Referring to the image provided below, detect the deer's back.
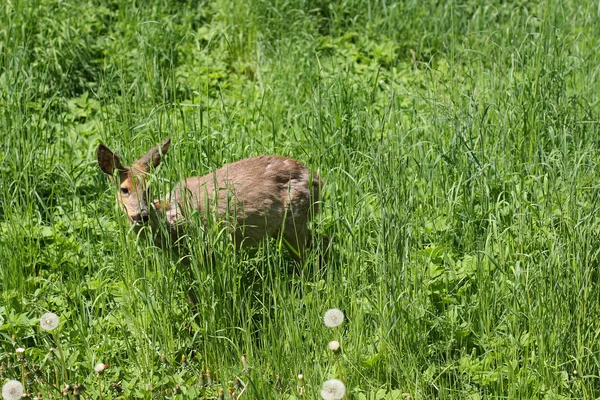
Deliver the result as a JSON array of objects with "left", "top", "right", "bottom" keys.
[{"left": 165, "top": 156, "right": 319, "bottom": 241}]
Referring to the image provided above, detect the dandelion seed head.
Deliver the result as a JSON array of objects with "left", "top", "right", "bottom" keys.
[
  {"left": 94, "top": 363, "right": 106, "bottom": 373},
  {"left": 323, "top": 308, "right": 344, "bottom": 328},
  {"left": 328, "top": 340, "right": 341, "bottom": 353},
  {"left": 40, "top": 312, "right": 59, "bottom": 331},
  {"left": 15, "top": 348, "right": 25, "bottom": 355},
  {"left": 2, "top": 380, "right": 24, "bottom": 400},
  {"left": 320, "top": 379, "right": 346, "bottom": 400}
]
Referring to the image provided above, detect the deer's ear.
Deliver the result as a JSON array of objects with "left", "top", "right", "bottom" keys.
[
  {"left": 136, "top": 137, "right": 171, "bottom": 170},
  {"left": 97, "top": 144, "right": 126, "bottom": 175}
]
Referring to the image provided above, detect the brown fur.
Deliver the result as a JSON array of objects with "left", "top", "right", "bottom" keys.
[{"left": 97, "top": 138, "right": 323, "bottom": 264}]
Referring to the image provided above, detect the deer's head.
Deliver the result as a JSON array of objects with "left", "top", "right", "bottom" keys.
[{"left": 97, "top": 138, "right": 171, "bottom": 225}]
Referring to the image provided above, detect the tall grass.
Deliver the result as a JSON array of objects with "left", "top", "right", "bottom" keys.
[{"left": 2, "top": 0, "right": 600, "bottom": 398}]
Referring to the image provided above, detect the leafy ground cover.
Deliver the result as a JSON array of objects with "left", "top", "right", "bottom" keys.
[{"left": 2, "top": 0, "right": 600, "bottom": 398}]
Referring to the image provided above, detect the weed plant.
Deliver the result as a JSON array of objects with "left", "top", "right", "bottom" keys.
[{"left": 2, "top": 0, "right": 600, "bottom": 398}]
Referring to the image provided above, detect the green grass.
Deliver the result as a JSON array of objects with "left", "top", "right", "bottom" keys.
[{"left": 2, "top": 0, "right": 600, "bottom": 398}]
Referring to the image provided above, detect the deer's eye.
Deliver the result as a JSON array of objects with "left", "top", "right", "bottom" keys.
[{"left": 120, "top": 187, "right": 129, "bottom": 195}]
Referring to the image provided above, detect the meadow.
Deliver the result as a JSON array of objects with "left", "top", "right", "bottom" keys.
[{"left": 2, "top": 0, "right": 600, "bottom": 398}]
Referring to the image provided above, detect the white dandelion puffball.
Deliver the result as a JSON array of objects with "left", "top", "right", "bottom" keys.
[
  {"left": 328, "top": 340, "right": 341, "bottom": 352},
  {"left": 94, "top": 363, "right": 106, "bottom": 373},
  {"left": 323, "top": 308, "right": 344, "bottom": 328},
  {"left": 2, "top": 380, "right": 24, "bottom": 400},
  {"left": 40, "top": 312, "right": 60, "bottom": 331},
  {"left": 320, "top": 379, "right": 346, "bottom": 400}
]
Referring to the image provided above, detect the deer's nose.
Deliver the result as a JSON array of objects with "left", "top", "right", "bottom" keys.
[{"left": 133, "top": 212, "right": 149, "bottom": 224}]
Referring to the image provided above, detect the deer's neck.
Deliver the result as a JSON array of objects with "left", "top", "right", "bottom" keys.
[
  {"left": 151, "top": 199, "right": 182, "bottom": 231},
  {"left": 153, "top": 199, "right": 169, "bottom": 215}
]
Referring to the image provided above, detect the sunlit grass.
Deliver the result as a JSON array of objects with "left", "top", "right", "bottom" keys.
[{"left": 2, "top": 0, "right": 600, "bottom": 398}]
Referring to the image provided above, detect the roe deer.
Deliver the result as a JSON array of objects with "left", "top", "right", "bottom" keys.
[{"left": 97, "top": 137, "right": 325, "bottom": 264}]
